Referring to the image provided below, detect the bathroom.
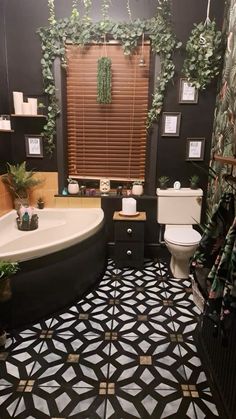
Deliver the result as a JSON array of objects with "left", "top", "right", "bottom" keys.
[{"left": 0, "top": 0, "right": 236, "bottom": 418}]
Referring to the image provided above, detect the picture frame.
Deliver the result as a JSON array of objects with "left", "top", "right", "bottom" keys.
[
  {"left": 179, "top": 78, "right": 198, "bottom": 104},
  {"left": 161, "top": 112, "right": 181, "bottom": 137},
  {"left": 186, "top": 138, "right": 205, "bottom": 161},
  {"left": 25, "top": 135, "right": 43, "bottom": 158}
]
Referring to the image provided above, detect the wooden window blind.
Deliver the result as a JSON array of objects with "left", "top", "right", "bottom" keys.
[{"left": 66, "top": 42, "right": 150, "bottom": 181}]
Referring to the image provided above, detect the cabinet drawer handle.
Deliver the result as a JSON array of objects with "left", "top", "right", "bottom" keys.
[
  {"left": 127, "top": 228, "right": 132, "bottom": 234},
  {"left": 127, "top": 250, "right": 132, "bottom": 256}
]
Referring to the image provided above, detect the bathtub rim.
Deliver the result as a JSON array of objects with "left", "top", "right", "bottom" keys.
[{"left": 0, "top": 207, "right": 104, "bottom": 262}]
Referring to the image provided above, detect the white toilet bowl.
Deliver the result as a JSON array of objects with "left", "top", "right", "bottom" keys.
[{"left": 164, "top": 226, "right": 201, "bottom": 279}]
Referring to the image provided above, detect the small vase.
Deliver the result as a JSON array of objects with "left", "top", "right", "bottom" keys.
[
  {"left": 132, "top": 184, "right": 143, "bottom": 196},
  {"left": 68, "top": 182, "right": 79, "bottom": 194}
]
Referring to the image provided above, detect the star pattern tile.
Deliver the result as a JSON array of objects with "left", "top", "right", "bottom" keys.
[{"left": 0, "top": 258, "right": 220, "bottom": 418}]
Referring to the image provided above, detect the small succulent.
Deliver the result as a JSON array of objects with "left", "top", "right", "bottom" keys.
[
  {"left": 158, "top": 176, "right": 170, "bottom": 188},
  {"left": 189, "top": 175, "right": 199, "bottom": 188}
]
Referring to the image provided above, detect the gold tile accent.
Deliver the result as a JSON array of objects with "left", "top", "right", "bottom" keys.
[
  {"left": 109, "top": 299, "right": 120, "bottom": 305},
  {"left": 17, "top": 379, "right": 35, "bottom": 392},
  {"left": 139, "top": 355, "right": 152, "bottom": 365},
  {"left": 136, "top": 287, "right": 144, "bottom": 292},
  {"left": 79, "top": 313, "right": 89, "bottom": 320},
  {"left": 40, "top": 330, "right": 53, "bottom": 339},
  {"left": 105, "top": 332, "right": 117, "bottom": 341},
  {"left": 67, "top": 354, "right": 80, "bottom": 363},
  {"left": 137, "top": 315, "right": 148, "bottom": 321},
  {"left": 99, "top": 382, "right": 115, "bottom": 395},
  {"left": 181, "top": 384, "right": 199, "bottom": 398},
  {"left": 163, "top": 300, "right": 173, "bottom": 306}
]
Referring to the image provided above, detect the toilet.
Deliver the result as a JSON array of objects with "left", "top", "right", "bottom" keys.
[{"left": 156, "top": 188, "right": 203, "bottom": 279}]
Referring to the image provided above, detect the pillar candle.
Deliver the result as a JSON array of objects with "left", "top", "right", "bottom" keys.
[{"left": 122, "top": 197, "right": 137, "bottom": 215}]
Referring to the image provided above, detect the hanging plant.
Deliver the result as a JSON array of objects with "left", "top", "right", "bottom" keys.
[
  {"left": 182, "top": 20, "right": 222, "bottom": 90},
  {"left": 38, "top": 0, "right": 180, "bottom": 153},
  {"left": 97, "top": 57, "right": 112, "bottom": 104}
]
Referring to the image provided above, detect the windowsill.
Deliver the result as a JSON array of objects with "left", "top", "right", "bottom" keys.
[{"left": 55, "top": 193, "right": 156, "bottom": 199}]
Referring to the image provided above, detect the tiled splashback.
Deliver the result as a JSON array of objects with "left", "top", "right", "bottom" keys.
[{"left": 0, "top": 172, "right": 101, "bottom": 216}]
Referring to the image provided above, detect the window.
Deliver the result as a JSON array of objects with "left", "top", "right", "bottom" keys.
[{"left": 66, "top": 42, "right": 150, "bottom": 181}]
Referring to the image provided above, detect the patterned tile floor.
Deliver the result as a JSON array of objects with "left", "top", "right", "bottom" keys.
[{"left": 0, "top": 257, "right": 220, "bottom": 419}]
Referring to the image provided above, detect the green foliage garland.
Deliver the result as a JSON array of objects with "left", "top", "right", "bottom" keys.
[
  {"left": 182, "top": 20, "right": 222, "bottom": 90},
  {"left": 97, "top": 57, "right": 112, "bottom": 104},
  {"left": 38, "top": 0, "right": 181, "bottom": 154}
]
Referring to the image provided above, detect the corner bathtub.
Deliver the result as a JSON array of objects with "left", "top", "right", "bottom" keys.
[{"left": 0, "top": 208, "right": 107, "bottom": 329}]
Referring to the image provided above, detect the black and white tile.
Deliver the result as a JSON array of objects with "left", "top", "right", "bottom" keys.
[{"left": 0, "top": 258, "right": 220, "bottom": 418}]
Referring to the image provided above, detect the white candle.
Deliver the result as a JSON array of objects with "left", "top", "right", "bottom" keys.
[
  {"left": 122, "top": 197, "right": 137, "bottom": 215},
  {"left": 28, "top": 98, "right": 38, "bottom": 115},
  {"left": 13, "top": 91, "right": 23, "bottom": 114},
  {"left": 22, "top": 102, "right": 31, "bottom": 115}
]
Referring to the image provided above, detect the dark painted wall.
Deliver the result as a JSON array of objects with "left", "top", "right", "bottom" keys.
[
  {"left": 0, "top": 0, "right": 12, "bottom": 172},
  {"left": 0, "top": 0, "right": 225, "bottom": 187}
]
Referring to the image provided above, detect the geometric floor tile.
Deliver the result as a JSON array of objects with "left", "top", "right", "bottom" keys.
[{"left": 0, "top": 258, "right": 220, "bottom": 418}]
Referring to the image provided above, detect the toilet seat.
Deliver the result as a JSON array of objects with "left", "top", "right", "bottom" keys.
[{"left": 164, "top": 227, "right": 201, "bottom": 246}]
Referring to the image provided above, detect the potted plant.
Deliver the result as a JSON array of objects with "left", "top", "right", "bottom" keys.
[
  {"left": 1, "top": 161, "right": 42, "bottom": 209},
  {"left": 132, "top": 181, "right": 144, "bottom": 196},
  {"left": 67, "top": 178, "right": 79, "bottom": 194},
  {"left": 0, "top": 261, "right": 19, "bottom": 347},
  {"left": 37, "top": 196, "right": 45, "bottom": 209},
  {"left": 189, "top": 175, "right": 200, "bottom": 189},
  {"left": 158, "top": 176, "right": 170, "bottom": 190}
]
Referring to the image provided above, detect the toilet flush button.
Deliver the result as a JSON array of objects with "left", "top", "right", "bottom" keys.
[{"left": 173, "top": 181, "right": 181, "bottom": 190}]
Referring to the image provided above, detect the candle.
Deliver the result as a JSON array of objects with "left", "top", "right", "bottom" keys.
[
  {"left": 13, "top": 91, "right": 23, "bottom": 114},
  {"left": 122, "top": 197, "right": 137, "bottom": 215}
]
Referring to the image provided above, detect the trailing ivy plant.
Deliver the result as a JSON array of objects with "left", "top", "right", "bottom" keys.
[
  {"left": 38, "top": 0, "right": 180, "bottom": 154},
  {"left": 182, "top": 20, "right": 222, "bottom": 90},
  {"left": 146, "top": 0, "right": 181, "bottom": 129},
  {"left": 97, "top": 57, "right": 112, "bottom": 104}
]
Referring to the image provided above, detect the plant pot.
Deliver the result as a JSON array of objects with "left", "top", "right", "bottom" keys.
[
  {"left": 38, "top": 202, "right": 45, "bottom": 209},
  {"left": 68, "top": 183, "right": 79, "bottom": 194},
  {"left": 132, "top": 184, "right": 143, "bottom": 196},
  {"left": 0, "top": 277, "right": 12, "bottom": 303},
  {"left": 0, "top": 330, "right": 7, "bottom": 347}
]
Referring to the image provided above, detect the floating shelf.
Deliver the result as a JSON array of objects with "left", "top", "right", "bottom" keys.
[
  {"left": 11, "top": 114, "right": 46, "bottom": 118},
  {"left": 0, "top": 129, "right": 14, "bottom": 132},
  {"left": 214, "top": 154, "right": 236, "bottom": 166}
]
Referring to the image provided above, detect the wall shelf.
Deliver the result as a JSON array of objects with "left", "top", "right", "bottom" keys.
[
  {"left": 214, "top": 154, "right": 236, "bottom": 166},
  {"left": 0, "top": 129, "right": 14, "bottom": 132},
  {"left": 11, "top": 114, "right": 46, "bottom": 118}
]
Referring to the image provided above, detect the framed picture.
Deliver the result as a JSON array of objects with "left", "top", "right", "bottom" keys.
[
  {"left": 25, "top": 135, "right": 43, "bottom": 158},
  {"left": 161, "top": 112, "right": 181, "bottom": 137},
  {"left": 186, "top": 138, "right": 205, "bottom": 161},
  {"left": 179, "top": 78, "right": 198, "bottom": 104}
]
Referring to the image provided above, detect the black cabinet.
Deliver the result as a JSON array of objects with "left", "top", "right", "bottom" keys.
[{"left": 113, "top": 211, "right": 146, "bottom": 268}]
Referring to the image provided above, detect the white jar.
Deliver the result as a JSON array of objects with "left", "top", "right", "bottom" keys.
[
  {"left": 132, "top": 184, "right": 143, "bottom": 196},
  {"left": 68, "top": 182, "right": 79, "bottom": 194}
]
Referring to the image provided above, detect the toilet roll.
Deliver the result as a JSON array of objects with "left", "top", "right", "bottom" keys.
[{"left": 122, "top": 197, "right": 137, "bottom": 215}]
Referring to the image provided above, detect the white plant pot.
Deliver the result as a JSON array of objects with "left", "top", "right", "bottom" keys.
[
  {"left": 68, "top": 183, "right": 79, "bottom": 194},
  {"left": 132, "top": 184, "right": 143, "bottom": 196}
]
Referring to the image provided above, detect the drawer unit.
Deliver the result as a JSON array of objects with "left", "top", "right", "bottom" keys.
[{"left": 113, "top": 211, "right": 146, "bottom": 268}]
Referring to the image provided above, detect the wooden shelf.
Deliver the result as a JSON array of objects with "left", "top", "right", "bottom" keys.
[
  {"left": 11, "top": 114, "right": 46, "bottom": 118},
  {"left": 214, "top": 154, "right": 236, "bottom": 166},
  {"left": 0, "top": 129, "right": 14, "bottom": 132}
]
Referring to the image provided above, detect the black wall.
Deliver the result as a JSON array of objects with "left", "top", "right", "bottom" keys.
[
  {"left": 0, "top": 0, "right": 225, "bottom": 189},
  {"left": 0, "top": 0, "right": 12, "bottom": 172}
]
